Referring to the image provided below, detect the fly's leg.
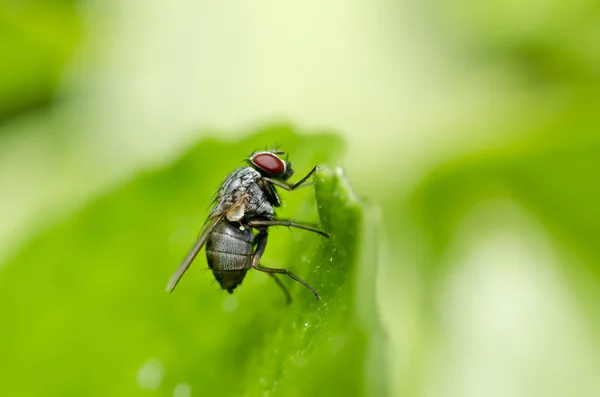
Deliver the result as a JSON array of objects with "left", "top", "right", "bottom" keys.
[
  {"left": 252, "top": 230, "right": 292, "bottom": 304},
  {"left": 296, "top": 181, "right": 313, "bottom": 189},
  {"left": 248, "top": 219, "right": 329, "bottom": 238},
  {"left": 254, "top": 264, "right": 320, "bottom": 301},
  {"left": 252, "top": 230, "right": 320, "bottom": 301},
  {"left": 262, "top": 166, "right": 318, "bottom": 191}
]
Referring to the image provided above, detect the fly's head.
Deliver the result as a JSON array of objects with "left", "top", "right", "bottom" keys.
[{"left": 248, "top": 150, "right": 294, "bottom": 181}]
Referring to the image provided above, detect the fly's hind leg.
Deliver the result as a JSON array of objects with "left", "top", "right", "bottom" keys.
[
  {"left": 251, "top": 229, "right": 320, "bottom": 301},
  {"left": 252, "top": 229, "right": 292, "bottom": 303}
]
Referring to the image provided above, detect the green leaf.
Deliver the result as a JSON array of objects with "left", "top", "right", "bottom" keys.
[
  {"left": 0, "top": 126, "right": 383, "bottom": 396},
  {"left": 410, "top": 110, "right": 600, "bottom": 324},
  {"left": 412, "top": 128, "right": 600, "bottom": 270},
  {"left": 0, "top": 2, "right": 82, "bottom": 122}
]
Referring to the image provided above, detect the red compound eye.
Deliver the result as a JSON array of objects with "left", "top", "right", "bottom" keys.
[{"left": 251, "top": 152, "right": 286, "bottom": 174}]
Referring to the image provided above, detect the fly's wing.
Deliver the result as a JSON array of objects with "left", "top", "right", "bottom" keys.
[{"left": 165, "top": 212, "right": 226, "bottom": 292}]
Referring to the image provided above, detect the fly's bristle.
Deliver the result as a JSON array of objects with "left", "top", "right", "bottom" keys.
[{"left": 247, "top": 147, "right": 261, "bottom": 161}]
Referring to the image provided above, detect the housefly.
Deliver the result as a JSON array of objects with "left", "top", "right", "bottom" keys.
[{"left": 166, "top": 150, "right": 329, "bottom": 302}]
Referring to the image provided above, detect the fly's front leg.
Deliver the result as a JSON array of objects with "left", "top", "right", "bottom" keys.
[
  {"left": 248, "top": 219, "right": 329, "bottom": 238},
  {"left": 251, "top": 229, "right": 320, "bottom": 301},
  {"left": 252, "top": 230, "right": 292, "bottom": 304},
  {"left": 262, "top": 166, "right": 318, "bottom": 191}
]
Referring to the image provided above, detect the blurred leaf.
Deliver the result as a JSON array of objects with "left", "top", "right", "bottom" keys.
[
  {"left": 0, "top": 1, "right": 81, "bottom": 123},
  {"left": 400, "top": 110, "right": 600, "bottom": 397},
  {"left": 0, "top": 127, "right": 383, "bottom": 396},
  {"left": 411, "top": 107, "right": 600, "bottom": 282},
  {"left": 432, "top": 0, "right": 600, "bottom": 87}
]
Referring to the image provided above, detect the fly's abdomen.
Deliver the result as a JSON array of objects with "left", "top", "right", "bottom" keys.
[{"left": 206, "top": 221, "right": 253, "bottom": 293}]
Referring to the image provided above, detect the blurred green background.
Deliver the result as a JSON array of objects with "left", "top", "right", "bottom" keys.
[{"left": 1, "top": 1, "right": 599, "bottom": 396}]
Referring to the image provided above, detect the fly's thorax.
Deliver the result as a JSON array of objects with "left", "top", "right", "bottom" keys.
[
  {"left": 211, "top": 166, "right": 276, "bottom": 220},
  {"left": 219, "top": 166, "right": 261, "bottom": 198}
]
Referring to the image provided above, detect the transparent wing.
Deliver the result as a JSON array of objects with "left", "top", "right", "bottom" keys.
[{"left": 166, "top": 212, "right": 226, "bottom": 292}]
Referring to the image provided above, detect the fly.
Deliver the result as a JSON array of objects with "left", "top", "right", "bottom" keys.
[{"left": 166, "top": 150, "right": 329, "bottom": 302}]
